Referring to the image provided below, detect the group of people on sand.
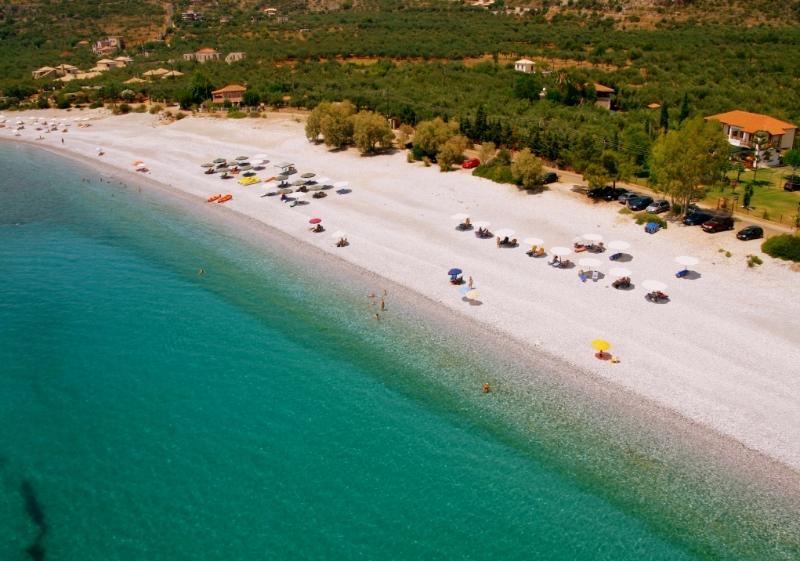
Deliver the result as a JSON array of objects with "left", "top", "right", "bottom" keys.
[{"left": 368, "top": 289, "right": 387, "bottom": 320}]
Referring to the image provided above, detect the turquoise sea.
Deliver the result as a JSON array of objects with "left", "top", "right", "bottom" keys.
[{"left": 0, "top": 142, "right": 798, "bottom": 561}]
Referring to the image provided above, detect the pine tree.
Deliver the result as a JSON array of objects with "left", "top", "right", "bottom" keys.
[
  {"left": 679, "top": 93, "right": 690, "bottom": 123},
  {"left": 659, "top": 102, "right": 670, "bottom": 132}
]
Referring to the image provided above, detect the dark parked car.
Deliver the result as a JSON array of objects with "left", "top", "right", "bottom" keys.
[
  {"left": 701, "top": 215, "right": 735, "bottom": 233},
  {"left": 628, "top": 196, "right": 654, "bottom": 211},
  {"left": 784, "top": 177, "right": 800, "bottom": 192},
  {"left": 618, "top": 191, "right": 640, "bottom": 205},
  {"left": 462, "top": 158, "right": 480, "bottom": 169},
  {"left": 646, "top": 199, "right": 670, "bottom": 214},
  {"left": 542, "top": 172, "right": 559, "bottom": 184},
  {"left": 736, "top": 225, "right": 764, "bottom": 240},
  {"left": 588, "top": 186, "right": 627, "bottom": 201},
  {"left": 683, "top": 211, "right": 713, "bottom": 226}
]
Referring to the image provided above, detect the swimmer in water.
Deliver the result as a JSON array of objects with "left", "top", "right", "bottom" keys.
[
  {"left": 482, "top": 383, "right": 491, "bottom": 393},
  {"left": 198, "top": 268, "right": 205, "bottom": 275}
]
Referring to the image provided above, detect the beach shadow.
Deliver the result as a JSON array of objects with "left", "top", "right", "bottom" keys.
[
  {"left": 611, "top": 253, "right": 633, "bottom": 262},
  {"left": 682, "top": 271, "right": 702, "bottom": 280},
  {"left": 592, "top": 272, "right": 606, "bottom": 281},
  {"left": 336, "top": 188, "right": 351, "bottom": 195},
  {"left": 462, "top": 297, "right": 483, "bottom": 306},
  {"left": 614, "top": 283, "right": 636, "bottom": 291}
]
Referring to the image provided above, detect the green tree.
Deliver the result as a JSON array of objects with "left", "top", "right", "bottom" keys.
[
  {"left": 305, "top": 101, "right": 330, "bottom": 142},
  {"left": 511, "top": 148, "right": 544, "bottom": 189},
  {"left": 649, "top": 117, "right": 729, "bottom": 215},
  {"left": 352, "top": 111, "right": 394, "bottom": 154},
  {"left": 189, "top": 72, "right": 214, "bottom": 104},
  {"left": 784, "top": 148, "right": 800, "bottom": 179},
  {"left": 242, "top": 90, "right": 260, "bottom": 107},
  {"left": 318, "top": 100, "right": 356, "bottom": 149},
  {"left": 513, "top": 73, "right": 542, "bottom": 102},
  {"left": 414, "top": 117, "right": 458, "bottom": 159},
  {"left": 479, "top": 141, "right": 496, "bottom": 163},
  {"left": 583, "top": 162, "right": 611, "bottom": 189},
  {"left": 659, "top": 102, "right": 670, "bottom": 132},
  {"left": 678, "top": 93, "right": 690, "bottom": 123},
  {"left": 437, "top": 135, "right": 468, "bottom": 171}
]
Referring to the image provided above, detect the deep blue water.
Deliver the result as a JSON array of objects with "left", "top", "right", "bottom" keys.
[{"left": 0, "top": 142, "right": 796, "bottom": 561}]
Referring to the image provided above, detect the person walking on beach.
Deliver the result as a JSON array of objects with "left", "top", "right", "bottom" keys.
[
  {"left": 380, "top": 297, "right": 385, "bottom": 311},
  {"left": 468, "top": 276, "right": 474, "bottom": 289},
  {"left": 61, "top": 138, "right": 64, "bottom": 144}
]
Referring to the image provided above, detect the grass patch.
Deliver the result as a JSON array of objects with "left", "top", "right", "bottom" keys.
[
  {"left": 762, "top": 234, "right": 800, "bottom": 262},
  {"left": 746, "top": 254, "right": 763, "bottom": 267},
  {"left": 703, "top": 165, "right": 800, "bottom": 222}
]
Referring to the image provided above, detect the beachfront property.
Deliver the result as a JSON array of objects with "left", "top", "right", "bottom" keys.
[
  {"left": 212, "top": 84, "right": 247, "bottom": 105},
  {"left": 32, "top": 66, "right": 57, "bottom": 80},
  {"left": 92, "top": 36, "right": 124, "bottom": 56},
  {"left": 91, "top": 58, "right": 126, "bottom": 72},
  {"left": 514, "top": 58, "right": 536, "bottom": 74},
  {"left": 32, "top": 64, "right": 79, "bottom": 79},
  {"left": 225, "top": 52, "right": 247, "bottom": 64},
  {"left": 142, "top": 68, "right": 171, "bottom": 77},
  {"left": 706, "top": 110, "right": 797, "bottom": 167},
  {"left": 183, "top": 47, "right": 222, "bottom": 63},
  {"left": 594, "top": 83, "right": 614, "bottom": 110}
]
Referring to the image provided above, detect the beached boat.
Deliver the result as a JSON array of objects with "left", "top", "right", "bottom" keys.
[
  {"left": 217, "top": 194, "right": 233, "bottom": 203},
  {"left": 207, "top": 194, "right": 222, "bottom": 202}
]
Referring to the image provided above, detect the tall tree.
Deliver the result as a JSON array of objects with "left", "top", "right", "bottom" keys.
[
  {"left": 678, "top": 93, "right": 690, "bottom": 123},
  {"left": 649, "top": 117, "right": 729, "bottom": 215},
  {"left": 352, "top": 111, "right": 394, "bottom": 154},
  {"left": 659, "top": 102, "right": 670, "bottom": 132},
  {"left": 783, "top": 148, "right": 800, "bottom": 179}
]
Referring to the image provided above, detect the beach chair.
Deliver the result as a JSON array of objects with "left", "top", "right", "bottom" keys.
[
  {"left": 676, "top": 269, "right": 689, "bottom": 278},
  {"left": 591, "top": 270, "right": 599, "bottom": 282},
  {"left": 578, "top": 270, "right": 588, "bottom": 282},
  {"left": 609, "top": 252, "right": 622, "bottom": 261}
]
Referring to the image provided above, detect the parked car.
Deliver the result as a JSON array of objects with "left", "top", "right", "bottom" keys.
[
  {"left": 683, "top": 211, "right": 714, "bottom": 226},
  {"left": 618, "top": 191, "right": 640, "bottom": 205},
  {"left": 628, "top": 196, "right": 654, "bottom": 211},
  {"left": 736, "top": 225, "right": 764, "bottom": 240},
  {"left": 645, "top": 199, "right": 670, "bottom": 214},
  {"left": 462, "top": 158, "right": 480, "bottom": 169},
  {"left": 701, "top": 215, "right": 735, "bottom": 233},
  {"left": 588, "top": 186, "right": 612, "bottom": 199},
  {"left": 784, "top": 177, "right": 800, "bottom": 192},
  {"left": 542, "top": 172, "right": 559, "bottom": 184}
]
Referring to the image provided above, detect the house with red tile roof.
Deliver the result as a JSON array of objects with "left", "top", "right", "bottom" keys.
[{"left": 706, "top": 110, "right": 796, "bottom": 166}]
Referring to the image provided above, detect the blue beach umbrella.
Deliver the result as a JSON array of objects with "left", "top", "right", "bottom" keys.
[{"left": 448, "top": 268, "right": 463, "bottom": 277}]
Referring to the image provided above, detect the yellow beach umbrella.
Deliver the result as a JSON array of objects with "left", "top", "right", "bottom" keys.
[{"left": 591, "top": 339, "right": 611, "bottom": 352}]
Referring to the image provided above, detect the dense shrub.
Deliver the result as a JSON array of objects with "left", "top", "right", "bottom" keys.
[
  {"left": 473, "top": 159, "right": 513, "bottom": 184},
  {"left": 227, "top": 110, "right": 247, "bottom": 119},
  {"left": 761, "top": 234, "right": 800, "bottom": 262},
  {"left": 634, "top": 212, "right": 668, "bottom": 229}
]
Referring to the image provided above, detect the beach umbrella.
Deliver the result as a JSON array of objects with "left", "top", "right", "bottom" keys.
[
  {"left": 301, "top": 172, "right": 315, "bottom": 178},
  {"left": 609, "top": 267, "right": 632, "bottom": 278},
  {"left": 307, "top": 183, "right": 324, "bottom": 191},
  {"left": 448, "top": 268, "right": 463, "bottom": 277},
  {"left": 292, "top": 179, "right": 307, "bottom": 186},
  {"left": 251, "top": 154, "right": 268, "bottom": 162},
  {"left": 239, "top": 164, "right": 252, "bottom": 171},
  {"left": 308, "top": 217, "right": 322, "bottom": 224},
  {"left": 608, "top": 240, "right": 631, "bottom": 251},
  {"left": 331, "top": 230, "right": 347, "bottom": 239},
  {"left": 675, "top": 255, "right": 699, "bottom": 267},
  {"left": 333, "top": 181, "right": 349, "bottom": 189},
  {"left": 235, "top": 155, "right": 248, "bottom": 161},
  {"left": 582, "top": 233, "right": 603, "bottom": 243},
  {"left": 277, "top": 187, "right": 293, "bottom": 194},
  {"left": 472, "top": 220, "right": 490, "bottom": 230},
  {"left": 465, "top": 289, "right": 480, "bottom": 300},
  {"left": 550, "top": 246, "right": 572, "bottom": 257},
  {"left": 213, "top": 158, "right": 226, "bottom": 163},
  {"left": 136, "top": 162, "right": 147, "bottom": 169},
  {"left": 201, "top": 162, "right": 214, "bottom": 168},
  {"left": 316, "top": 176, "right": 332, "bottom": 186},
  {"left": 642, "top": 280, "right": 667, "bottom": 292},
  {"left": 494, "top": 228, "right": 515, "bottom": 238},
  {"left": 523, "top": 237, "right": 544, "bottom": 246},
  {"left": 591, "top": 339, "right": 611, "bottom": 359},
  {"left": 578, "top": 257, "right": 603, "bottom": 269},
  {"left": 451, "top": 213, "right": 470, "bottom": 222},
  {"left": 133, "top": 160, "right": 144, "bottom": 165}
]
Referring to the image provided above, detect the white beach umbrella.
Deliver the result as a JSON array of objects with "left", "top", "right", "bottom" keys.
[
  {"left": 675, "top": 255, "right": 699, "bottom": 267},
  {"left": 550, "top": 246, "right": 572, "bottom": 257},
  {"left": 333, "top": 181, "right": 349, "bottom": 189},
  {"left": 96, "top": 146, "right": 103, "bottom": 153},
  {"left": 494, "top": 228, "right": 515, "bottom": 238},
  {"left": 642, "top": 280, "right": 668, "bottom": 292},
  {"left": 306, "top": 183, "right": 324, "bottom": 191},
  {"left": 450, "top": 213, "right": 470, "bottom": 222},
  {"left": 316, "top": 176, "right": 332, "bottom": 186},
  {"left": 523, "top": 237, "right": 544, "bottom": 246},
  {"left": 608, "top": 240, "right": 631, "bottom": 251},
  {"left": 331, "top": 230, "right": 347, "bottom": 239},
  {"left": 609, "top": 267, "right": 632, "bottom": 277},
  {"left": 276, "top": 187, "right": 293, "bottom": 194},
  {"left": 472, "top": 221, "right": 491, "bottom": 230},
  {"left": 252, "top": 153, "right": 268, "bottom": 161},
  {"left": 578, "top": 257, "right": 603, "bottom": 269},
  {"left": 582, "top": 233, "right": 603, "bottom": 243}
]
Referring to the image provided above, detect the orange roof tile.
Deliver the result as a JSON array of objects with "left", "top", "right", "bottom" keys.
[
  {"left": 196, "top": 47, "right": 218, "bottom": 53},
  {"left": 706, "top": 110, "right": 796, "bottom": 135},
  {"left": 212, "top": 84, "right": 246, "bottom": 93}
]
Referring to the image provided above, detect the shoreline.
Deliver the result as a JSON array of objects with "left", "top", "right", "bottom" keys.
[{"left": 3, "top": 111, "right": 800, "bottom": 475}]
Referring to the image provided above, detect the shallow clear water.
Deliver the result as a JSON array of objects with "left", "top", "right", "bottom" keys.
[{"left": 0, "top": 143, "right": 796, "bottom": 561}]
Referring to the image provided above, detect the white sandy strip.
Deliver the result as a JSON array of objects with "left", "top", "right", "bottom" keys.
[{"left": 7, "top": 110, "right": 800, "bottom": 470}]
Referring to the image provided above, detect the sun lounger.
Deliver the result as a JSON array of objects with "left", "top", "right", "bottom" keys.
[
  {"left": 592, "top": 270, "right": 599, "bottom": 282},
  {"left": 645, "top": 290, "right": 669, "bottom": 303}
]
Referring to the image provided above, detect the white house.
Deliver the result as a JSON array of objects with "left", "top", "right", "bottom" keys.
[
  {"left": 706, "top": 110, "right": 797, "bottom": 167},
  {"left": 514, "top": 58, "right": 535, "bottom": 74}
]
